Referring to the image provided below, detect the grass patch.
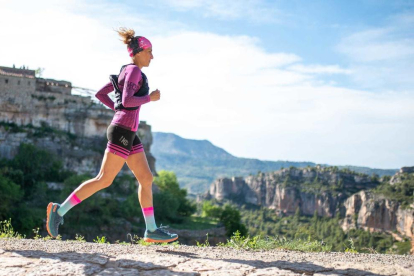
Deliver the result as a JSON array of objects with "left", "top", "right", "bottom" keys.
[
  {"left": 126, "top": 233, "right": 180, "bottom": 247},
  {"left": 93, "top": 236, "right": 110, "bottom": 244},
  {"left": 0, "top": 219, "right": 25, "bottom": 239},
  {"left": 217, "top": 230, "right": 332, "bottom": 252}
]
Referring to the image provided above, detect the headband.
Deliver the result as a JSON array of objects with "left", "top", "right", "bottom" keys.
[{"left": 127, "top": 36, "right": 152, "bottom": 57}]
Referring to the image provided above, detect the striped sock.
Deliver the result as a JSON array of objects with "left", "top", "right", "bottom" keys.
[
  {"left": 57, "top": 192, "right": 82, "bottom": 216},
  {"left": 142, "top": 206, "right": 157, "bottom": 232}
]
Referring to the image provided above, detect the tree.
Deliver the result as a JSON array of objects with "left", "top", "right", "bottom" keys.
[
  {"left": 0, "top": 174, "right": 23, "bottom": 220},
  {"left": 35, "top": 67, "right": 45, "bottom": 78},
  {"left": 202, "top": 201, "right": 222, "bottom": 218},
  {"left": 154, "top": 192, "right": 181, "bottom": 223},
  {"left": 153, "top": 171, "right": 196, "bottom": 219},
  {"left": 220, "top": 204, "right": 248, "bottom": 237}
]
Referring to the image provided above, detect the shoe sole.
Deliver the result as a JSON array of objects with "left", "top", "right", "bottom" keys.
[
  {"left": 143, "top": 236, "right": 178, "bottom": 243},
  {"left": 46, "top": 202, "right": 55, "bottom": 238}
]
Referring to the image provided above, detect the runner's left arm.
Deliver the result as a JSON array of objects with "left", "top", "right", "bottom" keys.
[
  {"left": 95, "top": 82, "right": 115, "bottom": 111},
  {"left": 122, "top": 66, "right": 151, "bottom": 108}
]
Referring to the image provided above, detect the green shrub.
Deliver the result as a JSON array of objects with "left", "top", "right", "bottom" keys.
[
  {"left": 154, "top": 171, "right": 196, "bottom": 221},
  {"left": 220, "top": 204, "right": 248, "bottom": 237},
  {"left": 93, "top": 236, "right": 109, "bottom": 244},
  {"left": 202, "top": 201, "right": 222, "bottom": 218}
]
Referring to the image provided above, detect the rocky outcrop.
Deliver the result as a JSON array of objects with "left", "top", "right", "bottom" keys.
[
  {"left": 341, "top": 190, "right": 414, "bottom": 239},
  {"left": 206, "top": 167, "right": 414, "bottom": 244},
  {"left": 207, "top": 167, "right": 375, "bottom": 217},
  {"left": 390, "top": 167, "right": 414, "bottom": 185}
]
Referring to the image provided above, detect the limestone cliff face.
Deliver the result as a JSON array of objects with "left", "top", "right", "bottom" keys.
[
  {"left": 0, "top": 121, "right": 156, "bottom": 176},
  {"left": 0, "top": 66, "right": 113, "bottom": 137},
  {"left": 206, "top": 167, "right": 414, "bottom": 240},
  {"left": 207, "top": 167, "right": 374, "bottom": 217},
  {"left": 342, "top": 191, "right": 414, "bottom": 240},
  {"left": 0, "top": 85, "right": 113, "bottom": 137}
]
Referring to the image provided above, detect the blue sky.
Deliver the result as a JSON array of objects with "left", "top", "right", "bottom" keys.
[{"left": 1, "top": 0, "right": 413, "bottom": 169}]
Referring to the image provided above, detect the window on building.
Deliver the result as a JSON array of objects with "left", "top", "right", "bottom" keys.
[
  {"left": 18, "top": 80, "right": 20, "bottom": 85},
  {"left": 28, "top": 81, "right": 30, "bottom": 85},
  {"left": 5, "top": 79, "right": 8, "bottom": 84}
]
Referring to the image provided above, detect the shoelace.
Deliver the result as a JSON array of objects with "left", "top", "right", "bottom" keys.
[
  {"left": 158, "top": 224, "right": 172, "bottom": 235},
  {"left": 56, "top": 215, "right": 64, "bottom": 226}
]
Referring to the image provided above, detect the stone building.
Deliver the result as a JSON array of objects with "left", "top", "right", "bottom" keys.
[{"left": 0, "top": 65, "right": 111, "bottom": 137}]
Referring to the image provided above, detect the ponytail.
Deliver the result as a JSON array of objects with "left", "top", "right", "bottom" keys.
[{"left": 116, "top": 27, "right": 135, "bottom": 45}]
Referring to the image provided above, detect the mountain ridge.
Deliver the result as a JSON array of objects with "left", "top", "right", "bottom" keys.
[{"left": 152, "top": 132, "right": 398, "bottom": 194}]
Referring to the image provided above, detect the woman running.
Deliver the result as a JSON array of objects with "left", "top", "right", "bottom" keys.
[{"left": 46, "top": 27, "right": 178, "bottom": 243}]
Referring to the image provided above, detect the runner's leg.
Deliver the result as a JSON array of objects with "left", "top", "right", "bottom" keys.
[
  {"left": 46, "top": 124, "right": 133, "bottom": 237},
  {"left": 126, "top": 149, "right": 156, "bottom": 231},
  {"left": 126, "top": 137, "right": 178, "bottom": 242}
]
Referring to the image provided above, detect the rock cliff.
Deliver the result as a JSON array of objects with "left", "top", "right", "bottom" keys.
[
  {"left": 342, "top": 185, "right": 414, "bottom": 240},
  {"left": 206, "top": 166, "right": 414, "bottom": 241},
  {"left": 208, "top": 166, "right": 377, "bottom": 217},
  {"left": 0, "top": 121, "right": 156, "bottom": 176}
]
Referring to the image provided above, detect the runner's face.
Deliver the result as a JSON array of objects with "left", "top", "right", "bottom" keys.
[{"left": 137, "top": 48, "right": 153, "bottom": 67}]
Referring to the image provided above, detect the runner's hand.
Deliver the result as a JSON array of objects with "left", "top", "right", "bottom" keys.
[{"left": 150, "top": 89, "right": 160, "bottom": 101}]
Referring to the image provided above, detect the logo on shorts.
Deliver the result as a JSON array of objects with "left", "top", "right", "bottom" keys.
[{"left": 119, "top": 136, "right": 129, "bottom": 146}]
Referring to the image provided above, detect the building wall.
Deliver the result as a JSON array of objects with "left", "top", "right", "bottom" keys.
[
  {"left": 36, "top": 78, "right": 72, "bottom": 95},
  {"left": 0, "top": 74, "right": 36, "bottom": 97},
  {"left": 0, "top": 66, "right": 113, "bottom": 137}
]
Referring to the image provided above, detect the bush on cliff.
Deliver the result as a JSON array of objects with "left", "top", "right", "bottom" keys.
[
  {"left": 239, "top": 206, "right": 410, "bottom": 254},
  {"left": 374, "top": 173, "right": 414, "bottom": 208}
]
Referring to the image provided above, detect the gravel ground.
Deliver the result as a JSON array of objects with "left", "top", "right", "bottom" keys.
[{"left": 0, "top": 238, "right": 413, "bottom": 276}]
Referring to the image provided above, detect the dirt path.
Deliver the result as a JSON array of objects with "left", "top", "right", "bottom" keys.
[{"left": 1, "top": 239, "right": 413, "bottom": 275}]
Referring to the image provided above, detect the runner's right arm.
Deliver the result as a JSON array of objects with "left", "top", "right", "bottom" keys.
[{"left": 95, "top": 82, "right": 115, "bottom": 111}]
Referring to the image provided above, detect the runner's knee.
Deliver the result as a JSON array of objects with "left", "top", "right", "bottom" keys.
[
  {"left": 138, "top": 173, "right": 153, "bottom": 187},
  {"left": 95, "top": 173, "right": 114, "bottom": 188}
]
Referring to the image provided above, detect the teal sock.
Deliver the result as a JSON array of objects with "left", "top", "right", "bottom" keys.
[
  {"left": 57, "top": 192, "right": 82, "bottom": 216},
  {"left": 142, "top": 206, "right": 157, "bottom": 231}
]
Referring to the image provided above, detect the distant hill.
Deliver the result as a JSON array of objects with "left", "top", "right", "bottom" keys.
[{"left": 152, "top": 132, "right": 398, "bottom": 194}]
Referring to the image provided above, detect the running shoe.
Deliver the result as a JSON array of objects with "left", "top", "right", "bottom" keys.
[
  {"left": 46, "top": 202, "right": 64, "bottom": 238},
  {"left": 143, "top": 225, "right": 178, "bottom": 243}
]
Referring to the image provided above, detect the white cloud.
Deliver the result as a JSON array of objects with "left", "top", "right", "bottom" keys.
[
  {"left": 160, "top": 0, "right": 284, "bottom": 23},
  {"left": 338, "top": 28, "right": 414, "bottom": 62},
  {"left": 287, "top": 64, "right": 352, "bottom": 75},
  {"left": 0, "top": 0, "right": 413, "bottom": 168},
  {"left": 337, "top": 13, "right": 414, "bottom": 91}
]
